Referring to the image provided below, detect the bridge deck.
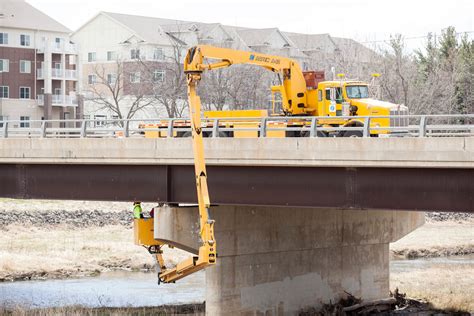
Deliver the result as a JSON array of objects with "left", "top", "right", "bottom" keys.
[{"left": 0, "top": 138, "right": 472, "bottom": 212}]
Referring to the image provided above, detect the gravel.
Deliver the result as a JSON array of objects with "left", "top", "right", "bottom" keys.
[
  {"left": 0, "top": 209, "right": 133, "bottom": 228},
  {"left": 425, "top": 212, "right": 474, "bottom": 222}
]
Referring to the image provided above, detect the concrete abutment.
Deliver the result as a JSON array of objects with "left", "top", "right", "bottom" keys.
[{"left": 155, "top": 206, "right": 424, "bottom": 315}]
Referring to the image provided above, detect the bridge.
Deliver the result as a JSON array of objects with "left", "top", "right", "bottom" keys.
[{"left": 0, "top": 115, "right": 473, "bottom": 315}]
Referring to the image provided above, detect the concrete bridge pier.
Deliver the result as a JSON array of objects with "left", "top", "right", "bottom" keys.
[{"left": 155, "top": 206, "right": 424, "bottom": 315}]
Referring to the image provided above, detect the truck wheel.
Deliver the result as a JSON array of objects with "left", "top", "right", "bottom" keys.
[
  {"left": 180, "top": 131, "right": 229, "bottom": 138},
  {"left": 300, "top": 131, "right": 327, "bottom": 137},
  {"left": 343, "top": 130, "right": 363, "bottom": 137},
  {"left": 180, "top": 131, "right": 192, "bottom": 138}
]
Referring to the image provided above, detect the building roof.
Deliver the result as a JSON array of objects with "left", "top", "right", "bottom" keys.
[
  {"left": 330, "top": 36, "right": 379, "bottom": 62},
  {"left": 73, "top": 10, "right": 377, "bottom": 61},
  {"left": 0, "top": 0, "right": 71, "bottom": 33},
  {"left": 236, "top": 28, "right": 296, "bottom": 47},
  {"left": 285, "top": 33, "right": 335, "bottom": 52},
  {"left": 101, "top": 11, "right": 187, "bottom": 44}
]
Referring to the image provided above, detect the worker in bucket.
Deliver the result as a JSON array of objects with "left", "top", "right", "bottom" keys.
[{"left": 133, "top": 201, "right": 143, "bottom": 219}]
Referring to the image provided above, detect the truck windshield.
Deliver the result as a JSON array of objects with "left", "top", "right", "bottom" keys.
[{"left": 346, "top": 85, "right": 369, "bottom": 99}]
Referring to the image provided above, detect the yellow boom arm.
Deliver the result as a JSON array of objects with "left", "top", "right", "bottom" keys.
[
  {"left": 184, "top": 45, "right": 310, "bottom": 115},
  {"left": 156, "top": 71, "right": 217, "bottom": 283},
  {"left": 153, "top": 45, "right": 309, "bottom": 283}
]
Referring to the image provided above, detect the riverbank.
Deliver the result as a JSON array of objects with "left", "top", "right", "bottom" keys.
[
  {"left": 1, "top": 201, "right": 472, "bottom": 282},
  {"left": 390, "top": 219, "right": 474, "bottom": 259},
  {"left": 390, "top": 216, "right": 474, "bottom": 312},
  {"left": 1, "top": 199, "right": 473, "bottom": 312},
  {"left": 0, "top": 304, "right": 205, "bottom": 316},
  {"left": 0, "top": 225, "right": 189, "bottom": 282}
]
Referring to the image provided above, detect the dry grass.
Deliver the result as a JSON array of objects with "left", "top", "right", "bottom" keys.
[
  {"left": 0, "top": 198, "right": 156, "bottom": 213},
  {"left": 390, "top": 221, "right": 474, "bottom": 312},
  {"left": 0, "top": 225, "right": 187, "bottom": 281},
  {"left": 0, "top": 304, "right": 204, "bottom": 316},
  {"left": 390, "top": 221, "right": 474, "bottom": 258},
  {"left": 391, "top": 264, "right": 474, "bottom": 312}
]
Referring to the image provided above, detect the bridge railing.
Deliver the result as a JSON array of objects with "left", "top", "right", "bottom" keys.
[{"left": 0, "top": 114, "right": 472, "bottom": 138}]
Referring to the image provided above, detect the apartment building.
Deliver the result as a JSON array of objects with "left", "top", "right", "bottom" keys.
[
  {"left": 0, "top": 0, "right": 81, "bottom": 126},
  {"left": 72, "top": 11, "right": 379, "bottom": 120},
  {"left": 71, "top": 12, "right": 184, "bottom": 120}
]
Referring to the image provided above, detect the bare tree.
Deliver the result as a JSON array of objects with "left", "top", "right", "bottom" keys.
[
  {"left": 85, "top": 59, "right": 157, "bottom": 126},
  {"left": 141, "top": 36, "right": 189, "bottom": 118}
]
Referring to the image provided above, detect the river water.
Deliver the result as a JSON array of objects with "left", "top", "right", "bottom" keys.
[
  {"left": 0, "top": 270, "right": 205, "bottom": 308},
  {"left": 0, "top": 255, "right": 472, "bottom": 309}
]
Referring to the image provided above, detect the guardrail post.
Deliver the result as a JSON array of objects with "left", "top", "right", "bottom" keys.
[
  {"left": 212, "top": 119, "right": 219, "bottom": 138},
  {"left": 124, "top": 120, "right": 130, "bottom": 138},
  {"left": 1, "top": 121, "right": 8, "bottom": 138},
  {"left": 80, "top": 120, "right": 87, "bottom": 138},
  {"left": 167, "top": 119, "right": 174, "bottom": 138},
  {"left": 419, "top": 116, "right": 427, "bottom": 137},
  {"left": 40, "top": 121, "right": 46, "bottom": 138},
  {"left": 309, "top": 117, "right": 318, "bottom": 137},
  {"left": 363, "top": 117, "right": 371, "bottom": 137},
  {"left": 259, "top": 117, "right": 267, "bottom": 138}
]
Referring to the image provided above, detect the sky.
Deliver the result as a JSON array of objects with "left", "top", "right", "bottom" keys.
[{"left": 27, "top": 0, "right": 473, "bottom": 51}]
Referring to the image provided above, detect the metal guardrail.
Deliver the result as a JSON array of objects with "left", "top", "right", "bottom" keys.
[{"left": 0, "top": 114, "right": 472, "bottom": 139}]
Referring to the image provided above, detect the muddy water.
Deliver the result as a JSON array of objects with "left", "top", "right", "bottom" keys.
[
  {"left": 1, "top": 255, "right": 473, "bottom": 309},
  {"left": 0, "top": 271, "right": 205, "bottom": 308}
]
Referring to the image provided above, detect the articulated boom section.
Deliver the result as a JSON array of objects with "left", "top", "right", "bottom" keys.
[
  {"left": 134, "top": 70, "right": 216, "bottom": 284},
  {"left": 136, "top": 44, "right": 312, "bottom": 283},
  {"left": 184, "top": 45, "right": 308, "bottom": 115},
  {"left": 157, "top": 73, "right": 217, "bottom": 283}
]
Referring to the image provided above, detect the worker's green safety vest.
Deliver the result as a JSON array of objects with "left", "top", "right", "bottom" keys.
[{"left": 133, "top": 204, "right": 142, "bottom": 219}]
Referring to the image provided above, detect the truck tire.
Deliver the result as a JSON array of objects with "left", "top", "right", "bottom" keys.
[
  {"left": 300, "top": 131, "right": 328, "bottom": 137},
  {"left": 342, "top": 130, "right": 363, "bottom": 137},
  {"left": 181, "top": 131, "right": 229, "bottom": 138}
]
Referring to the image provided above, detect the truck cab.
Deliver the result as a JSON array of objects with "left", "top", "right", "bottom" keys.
[{"left": 305, "top": 78, "right": 409, "bottom": 135}]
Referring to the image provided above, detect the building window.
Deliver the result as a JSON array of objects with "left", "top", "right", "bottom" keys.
[
  {"left": 19, "top": 87, "right": 31, "bottom": 99},
  {"left": 130, "top": 72, "right": 140, "bottom": 83},
  {"left": 107, "top": 51, "right": 117, "bottom": 61},
  {"left": 0, "top": 33, "right": 8, "bottom": 45},
  {"left": 20, "top": 34, "right": 30, "bottom": 46},
  {"left": 153, "top": 70, "right": 165, "bottom": 83},
  {"left": 0, "top": 59, "right": 9, "bottom": 72},
  {"left": 88, "top": 52, "right": 96, "bottom": 62},
  {"left": 130, "top": 49, "right": 140, "bottom": 60},
  {"left": 20, "top": 60, "right": 31, "bottom": 73},
  {"left": 0, "top": 86, "right": 9, "bottom": 98},
  {"left": 107, "top": 73, "right": 117, "bottom": 85},
  {"left": 69, "top": 55, "right": 76, "bottom": 65},
  {"left": 55, "top": 37, "right": 62, "bottom": 49},
  {"left": 153, "top": 48, "right": 164, "bottom": 60},
  {"left": 20, "top": 116, "right": 30, "bottom": 128},
  {"left": 88, "top": 74, "right": 97, "bottom": 84},
  {"left": 94, "top": 115, "right": 107, "bottom": 127}
]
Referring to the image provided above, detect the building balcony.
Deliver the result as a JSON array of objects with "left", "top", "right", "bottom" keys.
[
  {"left": 37, "top": 94, "right": 78, "bottom": 107},
  {"left": 37, "top": 41, "right": 78, "bottom": 54},
  {"left": 37, "top": 68, "right": 78, "bottom": 80}
]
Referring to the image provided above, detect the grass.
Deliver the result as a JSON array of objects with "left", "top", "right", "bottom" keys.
[
  {"left": 0, "top": 225, "right": 187, "bottom": 281},
  {"left": 0, "top": 198, "right": 156, "bottom": 213},
  {"left": 391, "top": 264, "right": 474, "bottom": 312},
  {"left": 0, "top": 304, "right": 205, "bottom": 316},
  {"left": 390, "top": 221, "right": 474, "bottom": 259},
  {"left": 390, "top": 221, "right": 474, "bottom": 312}
]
